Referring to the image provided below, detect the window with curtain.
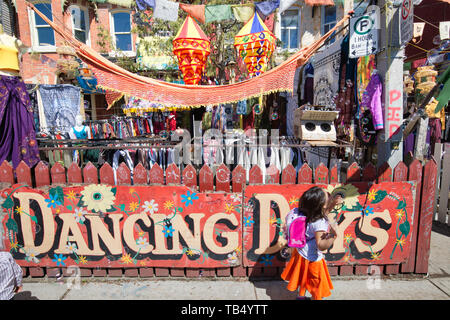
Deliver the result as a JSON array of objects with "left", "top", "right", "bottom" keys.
[
  {"left": 281, "top": 10, "right": 300, "bottom": 50},
  {"left": 111, "top": 11, "right": 133, "bottom": 52},
  {"left": 69, "top": 5, "right": 88, "bottom": 44},
  {"left": 321, "top": 6, "right": 336, "bottom": 44},
  {"left": 32, "top": 2, "right": 55, "bottom": 48}
]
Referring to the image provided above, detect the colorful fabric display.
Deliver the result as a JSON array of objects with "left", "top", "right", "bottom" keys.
[
  {"left": 153, "top": 0, "right": 179, "bottom": 22},
  {"left": 179, "top": 3, "right": 206, "bottom": 24},
  {"left": 205, "top": 5, "right": 233, "bottom": 23},
  {"left": 39, "top": 84, "right": 81, "bottom": 132},
  {"left": 0, "top": 76, "right": 40, "bottom": 169},
  {"left": 136, "top": 0, "right": 155, "bottom": 10},
  {"left": 231, "top": 4, "right": 255, "bottom": 22},
  {"left": 255, "top": 0, "right": 280, "bottom": 18},
  {"left": 360, "top": 73, "right": 384, "bottom": 130}
]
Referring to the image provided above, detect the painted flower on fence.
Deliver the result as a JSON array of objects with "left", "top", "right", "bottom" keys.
[
  {"left": 52, "top": 254, "right": 67, "bottom": 266},
  {"left": 227, "top": 252, "right": 239, "bottom": 266},
  {"left": 362, "top": 206, "right": 374, "bottom": 216},
  {"left": 142, "top": 200, "right": 158, "bottom": 214},
  {"left": 80, "top": 184, "right": 116, "bottom": 213},
  {"left": 163, "top": 225, "right": 175, "bottom": 238},
  {"left": 45, "top": 193, "right": 62, "bottom": 208},
  {"left": 66, "top": 242, "right": 78, "bottom": 254},
  {"left": 73, "top": 207, "right": 87, "bottom": 224},
  {"left": 259, "top": 254, "right": 274, "bottom": 266},
  {"left": 181, "top": 190, "right": 198, "bottom": 207},
  {"left": 136, "top": 236, "right": 150, "bottom": 250},
  {"left": 23, "top": 247, "right": 39, "bottom": 263},
  {"left": 243, "top": 216, "right": 254, "bottom": 227}
]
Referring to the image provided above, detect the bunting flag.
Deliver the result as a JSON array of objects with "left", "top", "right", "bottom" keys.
[
  {"left": 231, "top": 4, "right": 255, "bottom": 23},
  {"left": 279, "top": 0, "right": 298, "bottom": 14},
  {"left": 136, "top": 0, "right": 155, "bottom": 10},
  {"left": 179, "top": 3, "right": 206, "bottom": 24},
  {"left": 153, "top": 0, "right": 179, "bottom": 22},
  {"left": 255, "top": 0, "right": 280, "bottom": 18},
  {"left": 172, "top": 15, "right": 210, "bottom": 85},
  {"left": 205, "top": 5, "right": 233, "bottom": 23},
  {"left": 305, "top": 0, "right": 335, "bottom": 6},
  {"left": 27, "top": 1, "right": 350, "bottom": 109},
  {"left": 234, "top": 12, "right": 276, "bottom": 78}
]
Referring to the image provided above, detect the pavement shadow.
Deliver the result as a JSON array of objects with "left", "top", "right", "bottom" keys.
[
  {"left": 12, "top": 291, "right": 39, "bottom": 300},
  {"left": 250, "top": 280, "right": 298, "bottom": 300},
  {"left": 432, "top": 221, "right": 450, "bottom": 237}
]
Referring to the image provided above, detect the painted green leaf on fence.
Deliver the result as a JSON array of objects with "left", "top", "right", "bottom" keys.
[{"left": 370, "top": 190, "right": 388, "bottom": 204}]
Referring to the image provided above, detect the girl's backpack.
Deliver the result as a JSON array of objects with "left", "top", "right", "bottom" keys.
[{"left": 285, "top": 208, "right": 308, "bottom": 249}]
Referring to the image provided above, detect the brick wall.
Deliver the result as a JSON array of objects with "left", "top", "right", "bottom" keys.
[{"left": 16, "top": 0, "right": 136, "bottom": 85}]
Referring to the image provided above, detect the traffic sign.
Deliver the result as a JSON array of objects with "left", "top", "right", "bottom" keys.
[
  {"left": 349, "top": 9, "right": 380, "bottom": 58},
  {"left": 400, "top": 0, "right": 414, "bottom": 45}
]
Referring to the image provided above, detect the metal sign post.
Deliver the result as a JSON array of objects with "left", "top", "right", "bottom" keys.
[{"left": 377, "top": 0, "right": 410, "bottom": 168}]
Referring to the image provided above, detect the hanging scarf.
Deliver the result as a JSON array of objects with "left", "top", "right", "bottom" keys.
[
  {"left": 153, "top": 0, "right": 179, "bottom": 22},
  {"left": 0, "top": 76, "right": 40, "bottom": 169}
]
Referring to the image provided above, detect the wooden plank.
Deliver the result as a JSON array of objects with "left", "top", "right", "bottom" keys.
[
  {"left": 297, "top": 163, "right": 312, "bottom": 183},
  {"left": 232, "top": 165, "right": 246, "bottom": 193},
  {"left": 362, "top": 162, "right": 377, "bottom": 182},
  {"left": 50, "top": 162, "right": 66, "bottom": 184},
  {"left": 415, "top": 159, "right": 438, "bottom": 274},
  {"left": 281, "top": 164, "right": 296, "bottom": 184},
  {"left": 166, "top": 163, "right": 181, "bottom": 185},
  {"left": 117, "top": 162, "right": 131, "bottom": 185},
  {"left": 149, "top": 163, "right": 164, "bottom": 185},
  {"left": 182, "top": 164, "right": 197, "bottom": 189},
  {"left": 133, "top": 162, "right": 148, "bottom": 185},
  {"left": 35, "top": 161, "right": 50, "bottom": 187},
  {"left": 199, "top": 165, "right": 214, "bottom": 192},
  {"left": 346, "top": 162, "right": 361, "bottom": 182},
  {"left": 433, "top": 143, "right": 443, "bottom": 222},
  {"left": 83, "top": 162, "right": 98, "bottom": 184},
  {"left": 215, "top": 163, "right": 231, "bottom": 192},
  {"left": 438, "top": 144, "right": 450, "bottom": 224},
  {"left": 67, "top": 162, "right": 82, "bottom": 184},
  {"left": 99, "top": 163, "right": 115, "bottom": 185},
  {"left": 314, "top": 163, "right": 328, "bottom": 184},
  {"left": 0, "top": 160, "right": 15, "bottom": 185},
  {"left": 377, "top": 162, "right": 392, "bottom": 183},
  {"left": 16, "top": 161, "right": 32, "bottom": 187},
  {"left": 329, "top": 165, "right": 339, "bottom": 184},
  {"left": 393, "top": 162, "right": 408, "bottom": 182},
  {"left": 249, "top": 165, "right": 263, "bottom": 184},
  {"left": 266, "top": 164, "right": 280, "bottom": 184},
  {"left": 401, "top": 159, "right": 423, "bottom": 273}
]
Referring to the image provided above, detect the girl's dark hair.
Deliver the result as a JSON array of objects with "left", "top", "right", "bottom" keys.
[{"left": 298, "top": 186, "right": 328, "bottom": 224}]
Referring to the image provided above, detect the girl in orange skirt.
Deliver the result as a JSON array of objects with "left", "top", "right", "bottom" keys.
[{"left": 281, "top": 186, "right": 342, "bottom": 300}]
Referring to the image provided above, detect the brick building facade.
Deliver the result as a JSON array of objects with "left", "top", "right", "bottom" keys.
[{"left": 16, "top": 0, "right": 137, "bottom": 85}]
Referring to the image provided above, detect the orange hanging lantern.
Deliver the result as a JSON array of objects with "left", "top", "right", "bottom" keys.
[
  {"left": 234, "top": 12, "right": 276, "bottom": 78},
  {"left": 173, "top": 15, "right": 210, "bottom": 85}
]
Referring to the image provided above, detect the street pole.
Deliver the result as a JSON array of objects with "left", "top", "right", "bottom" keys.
[{"left": 377, "top": 0, "right": 405, "bottom": 168}]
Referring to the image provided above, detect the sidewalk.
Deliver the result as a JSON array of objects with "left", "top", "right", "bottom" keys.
[{"left": 16, "top": 222, "right": 450, "bottom": 300}]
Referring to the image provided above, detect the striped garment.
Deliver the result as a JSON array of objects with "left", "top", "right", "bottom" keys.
[{"left": 0, "top": 252, "right": 22, "bottom": 300}]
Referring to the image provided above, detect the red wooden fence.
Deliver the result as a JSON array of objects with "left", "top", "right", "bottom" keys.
[{"left": 0, "top": 158, "right": 438, "bottom": 278}]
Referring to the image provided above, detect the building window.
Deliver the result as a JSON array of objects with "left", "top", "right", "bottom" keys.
[
  {"left": 69, "top": 5, "right": 89, "bottom": 44},
  {"left": 321, "top": 6, "right": 336, "bottom": 44},
  {"left": 111, "top": 11, "right": 133, "bottom": 52},
  {"left": 30, "top": 1, "right": 55, "bottom": 49},
  {"left": 281, "top": 10, "right": 300, "bottom": 50}
]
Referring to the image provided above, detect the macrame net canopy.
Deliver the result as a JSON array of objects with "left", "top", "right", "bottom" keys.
[{"left": 27, "top": 2, "right": 350, "bottom": 109}]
